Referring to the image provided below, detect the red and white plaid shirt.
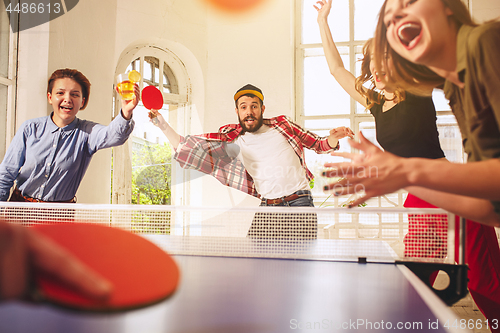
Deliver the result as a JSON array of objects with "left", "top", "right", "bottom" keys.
[{"left": 174, "top": 115, "right": 338, "bottom": 198}]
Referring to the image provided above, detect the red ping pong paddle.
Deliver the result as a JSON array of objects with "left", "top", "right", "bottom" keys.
[
  {"left": 31, "top": 223, "right": 179, "bottom": 312},
  {"left": 142, "top": 86, "right": 164, "bottom": 125}
]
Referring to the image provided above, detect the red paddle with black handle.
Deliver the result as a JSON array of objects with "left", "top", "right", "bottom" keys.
[{"left": 142, "top": 86, "right": 164, "bottom": 126}]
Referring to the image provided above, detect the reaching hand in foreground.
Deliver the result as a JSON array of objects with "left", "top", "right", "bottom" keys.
[
  {"left": 323, "top": 131, "right": 409, "bottom": 207},
  {"left": 0, "top": 221, "right": 112, "bottom": 301}
]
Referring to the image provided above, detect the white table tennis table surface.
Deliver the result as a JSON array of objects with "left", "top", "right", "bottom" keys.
[{"left": 0, "top": 237, "right": 467, "bottom": 333}]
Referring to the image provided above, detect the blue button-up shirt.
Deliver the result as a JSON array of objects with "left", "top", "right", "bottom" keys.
[{"left": 0, "top": 112, "right": 134, "bottom": 201}]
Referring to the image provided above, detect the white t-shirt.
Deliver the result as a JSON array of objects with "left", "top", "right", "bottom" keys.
[{"left": 234, "top": 124, "right": 310, "bottom": 199}]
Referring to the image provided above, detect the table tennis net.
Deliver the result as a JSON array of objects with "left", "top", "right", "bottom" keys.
[{"left": 1, "top": 203, "right": 455, "bottom": 264}]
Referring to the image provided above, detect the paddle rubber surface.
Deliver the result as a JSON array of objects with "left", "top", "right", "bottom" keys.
[
  {"left": 32, "top": 223, "right": 180, "bottom": 312},
  {"left": 142, "top": 86, "right": 163, "bottom": 110}
]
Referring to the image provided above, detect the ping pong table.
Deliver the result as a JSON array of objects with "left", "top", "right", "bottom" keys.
[
  {"left": 0, "top": 239, "right": 468, "bottom": 333},
  {"left": 0, "top": 204, "right": 469, "bottom": 333}
]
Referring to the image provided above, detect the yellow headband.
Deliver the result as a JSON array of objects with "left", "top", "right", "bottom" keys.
[{"left": 234, "top": 89, "right": 264, "bottom": 102}]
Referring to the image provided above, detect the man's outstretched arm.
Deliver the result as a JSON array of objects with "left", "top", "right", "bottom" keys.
[{"left": 149, "top": 110, "right": 181, "bottom": 149}]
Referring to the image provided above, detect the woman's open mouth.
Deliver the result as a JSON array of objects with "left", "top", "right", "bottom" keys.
[{"left": 397, "top": 22, "right": 422, "bottom": 49}]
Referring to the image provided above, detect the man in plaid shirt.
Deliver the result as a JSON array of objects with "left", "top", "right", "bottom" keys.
[{"left": 150, "top": 84, "right": 353, "bottom": 238}]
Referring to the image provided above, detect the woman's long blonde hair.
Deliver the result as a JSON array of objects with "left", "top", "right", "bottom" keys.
[{"left": 354, "top": 38, "right": 405, "bottom": 109}]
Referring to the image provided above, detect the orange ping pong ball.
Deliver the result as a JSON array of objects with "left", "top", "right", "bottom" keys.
[{"left": 204, "top": 0, "right": 266, "bottom": 12}]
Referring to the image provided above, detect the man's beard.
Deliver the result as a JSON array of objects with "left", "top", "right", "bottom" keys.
[{"left": 239, "top": 114, "right": 264, "bottom": 133}]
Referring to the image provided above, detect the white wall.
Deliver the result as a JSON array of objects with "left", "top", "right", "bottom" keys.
[
  {"left": 204, "top": 0, "right": 294, "bottom": 131},
  {"left": 470, "top": 0, "right": 500, "bottom": 23}
]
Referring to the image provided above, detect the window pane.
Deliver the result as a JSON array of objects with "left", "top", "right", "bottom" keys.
[
  {"left": 127, "top": 58, "right": 140, "bottom": 73},
  {"left": 163, "top": 74, "right": 170, "bottom": 93},
  {"left": 305, "top": 119, "right": 347, "bottom": 130},
  {"left": 163, "top": 62, "right": 179, "bottom": 94},
  {"left": 0, "top": 84, "right": 7, "bottom": 158},
  {"left": 437, "top": 115, "right": 463, "bottom": 163},
  {"left": 302, "top": 0, "right": 349, "bottom": 44},
  {"left": 354, "top": 47, "right": 370, "bottom": 113},
  {"left": 123, "top": 57, "right": 173, "bottom": 205},
  {"left": 132, "top": 103, "right": 169, "bottom": 145},
  {"left": 304, "top": 54, "right": 350, "bottom": 116},
  {"left": 354, "top": 0, "right": 385, "bottom": 40},
  {"left": 154, "top": 66, "right": 160, "bottom": 84},
  {"left": 359, "top": 120, "right": 381, "bottom": 149},
  {"left": 432, "top": 89, "right": 451, "bottom": 111},
  {"left": 143, "top": 61, "right": 153, "bottom": 83},
  {"left": 131, "top": 102, "right": 172, "bottom": 205},
  {"left": 0, "top": 5, "right": 10, "bottom": 77}
]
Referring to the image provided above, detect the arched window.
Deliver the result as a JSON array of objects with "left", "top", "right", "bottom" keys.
[{"left": 112, "top": 46, "right": 190, "bottom": 205}]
